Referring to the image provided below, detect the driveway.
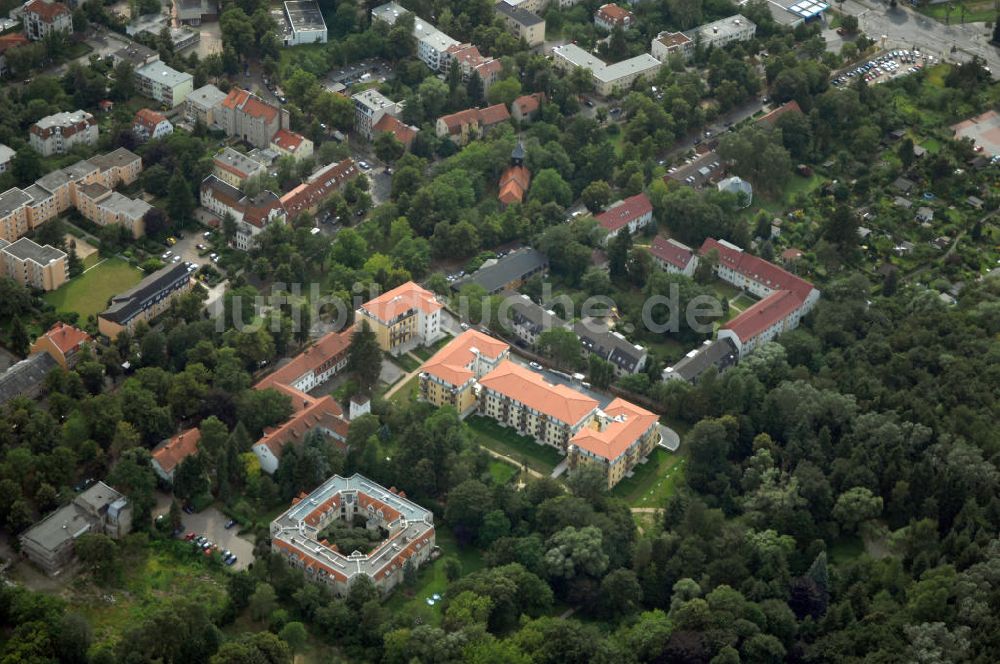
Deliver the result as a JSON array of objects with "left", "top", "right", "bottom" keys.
[{"left": 179, "top": 506, "right": 255, "bottom": 571}]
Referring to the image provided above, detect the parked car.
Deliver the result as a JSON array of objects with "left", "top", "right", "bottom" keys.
[
  {"left": 183, "top": 504, "right": 195, "bottom": 514},
  {"left": 224, "top": 519, "right": 237, "bottom": 529},
  {"left": 529, "top": 361, "right": 542, "bottom": 370},
  {"left": 225, "top": 555, "right": 238, "bottom": 566},
  {"left": 184, "top": 532, "right": 196, "bottom": 541}
]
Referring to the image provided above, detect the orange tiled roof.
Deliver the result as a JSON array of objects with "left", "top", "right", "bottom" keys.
[
  {"left": 498, "top": 165, "right": 531, "bottom": 205},
  {"left": 421, "top": 329, "right": 509, "bottom": 387},
  {"left": 37, "top": 322, "right": 90, "bottom": 355},
  {"left": 133, "top": 108, "right": 167, "bottom": 132},
  {"left": 242, "top": 96, "right": 279, "bottom": 123},
  {"left": 271, "top": 129, "right": 306, "bottom": 152},
  {"left": 513, "top": 93, "right": 543, "bottom": 117},
  {"left": 24, "top": 0, "right": 70, "bottom": 21},
  {"left": 477, "top": 103, "right": 511, "bottom": 126},
  {"left": 373, "top": 114, "right": 417, "bottom": 148},
  {"left": 570, "top": 398, "right": 657, "bottom": 461},
  {"left": 255, "top": 328, "right": 353, "bottom": 392},
  {"left": 279, "top": 159, "right": 357, "bottom": 219},
  {"left": 478, "top": 360, "right": 598, "bottom": 426},
  {"left": 596, "top": 3, "right": 633, "bottom": 24},
  {"left": 221, "top": 87, "right": 250, "bottom": 110},
  {"left": 0, "top": 34, "right": 30, "bottom": 54},
  {"left": 359, "top": 281, "right": 442, "bottom": 323},
  {"left": 152, "top": 427, "right": 201, "bottom": 474},
  {"left": 255, "top": 395, "right": 348, "bottom": 458}
]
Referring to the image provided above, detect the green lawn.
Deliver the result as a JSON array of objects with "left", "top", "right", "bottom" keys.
[
  {"left": 412, "top": 334, "right": 454, "bottom": 361},
  {"left": 392, "top": 352, "right": 422, "bottom": 372},
  {"left": 611, "top": 447, "right": 686, "bottom": 508},
  {"left": 920, "top": 137, "right": 942, "bottom": 154},
  {"left": 384, "top": 529, "right": 484, "bottom": 625},
  {"left": 387, "top": 373, "right": 420, "bottom": 405},
  {"left": 731, "top": 293, "right": 757, "bottom": 311},
  {"left": 918, "top": 1, "right": 995, "bottom": 23},
  {"left": 488, "top": 459, "right": 519, "bottom": 485},
  {"left": 45, "top": 257, "right": 143, "bottom": 321},
  {"left": 466, "top": 416, "right": 563, "bottom": 475}
]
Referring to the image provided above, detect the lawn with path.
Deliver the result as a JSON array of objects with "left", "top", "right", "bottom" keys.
[
  {"left": 612, "top": 447, "right": 686, "bottom": 508},
  {"left": 466, "top": 416, "right": 563, "bottom": 476},
  {"left": 412, "top": 334, "right": 453, "bottom": 361},
  {"left": 45, "top": 257, "right": 143, "bottom": 321}
]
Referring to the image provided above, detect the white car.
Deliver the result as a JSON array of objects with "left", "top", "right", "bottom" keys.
[{"left": 529, "top": 361, "right": 542, "bottom": 370}]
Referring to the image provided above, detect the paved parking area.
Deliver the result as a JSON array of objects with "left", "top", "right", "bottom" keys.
[{"left": 180, "top": 506, "right": 255, "bottom": 571}]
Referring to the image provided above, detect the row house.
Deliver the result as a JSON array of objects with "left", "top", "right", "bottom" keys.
[{"left": 279, "top": 158, "right": 358, "bottom": 220}]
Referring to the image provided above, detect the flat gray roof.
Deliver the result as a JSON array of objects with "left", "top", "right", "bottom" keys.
[
  {"left": 1, "top": 237, "right": 66, "bottom": 265},
  {"left": 371, "top": 1, "right": 408, "bottom": 25},
  {"left": 0, "top": 353, "right": 57, "bottom": 405},
  {"left": 495, "top": 1, "right": 544, "bottom": 26},
  {"left": 20, "top": 481, "right": 124, "bottom": 551},
  {"left": 552, "top": 44, "right": 660, "bottom": 83},
  {"left": 0, "top": 187, "right": 32, "bottom": 217},
  {"left": 90, "top": 147, "right": 141, "bottom": 172},
  {"left": 214, "top": 147, "right": 263, "bottom": 178},
  {"left": 33, "top": 110, "right": 94, "bottom": 131},
  {"left": 284, "top": 0, "right": 326, "bottom": 32},
  {"left": 137, "top": 60, "right": 194, "bottom": 88},
  {"left": 187, "top": 83, "right": 227, "bottom": 110},
  {"left": 24, "top": 184, "right": 52, "bottom": 203},
  {"left": 691, "top": 14, "right": 756, "bottom": 41},
  {"left": 99, "top": 192, "right": 152, "bottom": 220}
]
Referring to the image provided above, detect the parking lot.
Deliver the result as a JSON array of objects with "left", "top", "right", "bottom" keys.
[
  {"left": 179, "top": 505, "right": 255, "bottom": 571},
  {"left": 325, "top": 58, "right": 393, "bottom": 92},
  {"left": 832, "top": 49, "right": 932, "bottom": 87}
]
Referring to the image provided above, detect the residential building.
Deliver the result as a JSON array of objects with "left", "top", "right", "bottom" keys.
[
  {"left": 0, "top": 237, "right": 67, "bottom": 291},
  {"left": 652, "top": 15, "right": 756, "bottom": 61},
  {"left": 499, "top": 0, "right": 545, "bottom": 12},
  {"left": 270, "top": 474, "right": 435, "bottom": 595},
  {"left": 279, "top": 159, "right": 357, "bottom": 220},
  {"left": 89, "top": 147, "right": 143, "bottom": 188},
  {"left": 0, "top": 188, "right": 33, "bottom": 243},
  {"left": 755, "top": 100, "right": 802, "bottom": 129},
  {"left": 270, "top": 129, "right": 313, "bottom": 161},
  {"left": 355, "top": 281, "right": 444, "bottom": 356},
  {"left": 444, "top": 43, "right": 503, "bottom": 93},
  {"left": 151, "top": 427, "right": 200, "bottom": 482},
  {"left": 418, "top": 329, "right": 510, "bottom": 416},
  {"left": 596, "top": 193, "right": 653, "bottom": 243},
  {"left": 217, "top": 87, "right": 289, "bottom": 148},
  {"left": 34, "top": 160, "right": 101, "bottom": 214},
  {"left": 135, "top": 60, "right": 194, "bottom": 108},
  {"left": 700, "top": 238, "right": 820, "bottom": 357},
  {"left": 29, "top": 110, "right": 98, "bottom": 157},
  {"left": 109, "top": 41, "right": 160, "bottom": 68},
  {"left": 22, "top": 0, "right": 71, "bottom": 41},
  {"left": 185, "top": 83, "right": 227, "bottom": 126},
  {"left": 372, "top": 114, "right": 418, "bottom": 150},
  {"left": 662, "top": 337, "right": 738, "bottom": 383},
  {"left": 132, "top": 108, "right": 174, "bottom": 142},
  {"left": 501, "top": 292, "right": 565, "bottom": 348},
  {"left": 23, "top": 184, "right": 56, "bottom": 228},
  {"left": 574, "top": 319, "right": 648, "bottom": 375},
  {"left": 551, "top": 44, "right": 661, "bottom": 96},
  {"left": 435, "top": 104, "right": 510, "bottom": 145},
  {"left": 498, "top": 141, "right": 531, "bottom": 206},
  {"left": 451, "top": 247, "right": 548, "bottom": 295},
  {"left": 76, "top": 184, "right": 151, "bottom": 238},
  {"left": 280, "top": 0, "right": 327, "bottom": 45},
  {"left": 594, "top": 3, "right": 635, "bottom": 31},
  {"left": 212, "top": 147, "right": 266, "bottom": 189},
  {"left": 478, "top": 360, "right": 599, "bottom": 451},
  {"left": 0, "top": 352, "right": 58, "bottom": 405},
  {"left": 255, "top": 328, "right": 353, "bottom": 394},
  {"left": 174, "top": 0, "right": 217, "bottom": 25},
  {"left": 98, "top": 262, "right": 193, "bottom": 338},
  {"left": 568, "top": 398, "right": 660, "bottom": 489},
  {"left": 0, "top": 34, "right": 30, "bottom": 77},
  {"left": 494, "top": 1, "right": 545, "bottom": 47},
  {"left": 29, "top": 322, "right": 90, "bottom": 368},
  {"left": 353, "top": 89, "right": 403, "bottom": 140},
  {"left": 649, "top": 236, "right": 697, "bottom": 276},
  {"left": 373, "top": 2, "right": 459, "bottom": 71},
  {"left": 511, "top": 93, "right": 544, "bottom": 123},
  {"left": 200, "top": 175, "right": 286, "bottom": 250},
  {"left": 19, "top": 481, "right": 131, "bottom": 576}
]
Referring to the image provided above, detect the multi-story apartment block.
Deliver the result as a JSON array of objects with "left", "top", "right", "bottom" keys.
[
  {"left": 551, "top": 44, "right": 661, "bottom": 96},
  {"left": 98, "top": 262, "right": 193, "bottom": 338},
  {"left": 212, "top": 147, "right": 266, "bottom": 189},
  {"left": 419, "top": 330, "right": 510, "bottom": 416},
  {"left": 444, "top": 43, "right": 503, "bottom": 93},
  {"left": 356, "top": 281, "right": 444, "bottom": 356},
  {"left": 185, "top": 83, "right": 227, "bottom": 126},
  {"left": 0, "top": 188, "right": 33, "bottom": 243},
  {"left": 76, "top": 183, "right": 150, "bottom": 238},
  {"left": 478, "top": 360, "right": 599, "bottom": 451},
  {"left": 372, "top": 2, "right": 459, "bottom": 71},
  {"left": 217, "top": 87, "right": 289, "bottom": 148},
  {"left": 29, "top": 322, "right": 90, "bottom": 368},
  {"left": 270, "top": 474, "right": 435, "bottom": 596},
  {"left": 494, "top": 1, "right": 545, "bottom": 47},
  {"left": 29, "top": 110, "right": 98, "bottom": 157},
  {"left": 23, "top": 184, "right": 57, "bottom": 228},
  {"left": 595, "top": 192, "right": 653, "bottom": 243},
  {"left": 89, "top": 147, "right": 143, "bottom": 188},
  {"left": 649, "top": 236, "right": 698, "bottom": 276},
  {"left": 135, "top": 60, "right": 194, "bottom": 108},
  {"left": 280, "top": 0, "right": 327, "bottom": 45},
  {"left": 0, "top": 237, "right": 67, "bottom": 291},
  {"left": 568, "top": 398, "right": 660, "bottom": 489},
  {"left": 200, "top": 175, "right": 286, "bottom": 250},
  {"left": 22, "top": 0, "right": 72, "bottom": 41},
  {"left": 700, "top": 238, "right": 820, "bottom": 357},
  {"left": 594, "top": 3, "right": 635, "bottom": 31},
  {"left": 132, "top": 108, "right": 174, "bottom": 143},
  {"left": 279, "top": 159, "right": 357, "bottom": 220},
  {"left": 651, "top": 15, "right": 756, "bottom": 61},
  {"left": 353, "top": 89, "right": 403, "bottom": 141}
]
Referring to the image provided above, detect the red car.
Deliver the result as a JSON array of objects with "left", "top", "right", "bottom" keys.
[{"left": 184, "top": 532, "right": 196, "bottom": 541}]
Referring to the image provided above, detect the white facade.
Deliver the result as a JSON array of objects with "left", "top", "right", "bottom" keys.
[
  {"left": 29, "top": 110, "right": 98, "bottom": 157},
  {"left": 551, "top": 44, "right": 661, "bottom": 96},
  {"left": 0, "top": 144, "right": 13, "bottom": 173},
  {"left": 652, "top": 15, "right": 756, "bottom": 61},
  {"left": 135, "top": 61, "right": 194, "bottom": 108},
  {"left": 372, "top": 2, "right": 458, "bottom": 72}
]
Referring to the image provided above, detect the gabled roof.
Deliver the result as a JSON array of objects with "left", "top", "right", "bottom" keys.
[
  {"left": 373, "top": 114, "right": 417, "bottom": 147},
  {"left": 478, "top": 103, "right": 511, "bottom": 126},
  {"left": 35, "top": 322, "right": 90, "bottom": 356},
  {"left": 699, "top": 238, "right": 814, "bottom": 301},
  {"left": 255, "top": 328, "right": 354, "bottom": 391},
  {"left": 755, "top": 100, "right": 802, "bottom": 129},
  {"left": 271, "top": 129, "right": 306, "bottom": 153},
  {"left": 649, "top": 236, "right": 694, "bottom": 270},
  {"left": 478, "top": 360, "right": 598, "bottom": 426},
  {"left": 254, "top": 395, "right": 348, "bottom": 458},
  {"left": 133, "top": 108, "right": 168, "bottom": 132},
  {"left": 595, "top": 193, "right": 652, "bottom": 233},
  {"left": 421, "top": 329, "right": 509, "bottom": 387},
  {"left": 358, "top": 281, "right": 442, "bottom": 323},
  {"left": 24, "top": 0, "right": 70, "bottom": 21},
  {"left": 570, "top": 398, "right": 657, "bottom": 461},
  {"left": 498, "top": 165, "right": 531, "bottom": 204},
  {"left": 722, "top": 289, "right": 802, "bottom": 342},
  {"left": 513, "top": 92, "right": 543, "bottom": 116},
  {"left": 0, "top": 33, "right": 30, "bottom": 54},
  {"left": 279, "top": 159, "right": 357, "bottom": 219},
  {"left": 438, "top": 108, "right": 480, "bottom": 133},
  {"left": 152, "top": 427, "right": 201, "bottom": 474}
]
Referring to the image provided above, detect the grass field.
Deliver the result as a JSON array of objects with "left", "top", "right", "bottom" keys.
[
  {"left": 392, "top": 352, "right": 422, "bottom": 372},
  {"left": 466, "top": 416, "right": 563, "bottom": 475},
  {"left": 45, "top": 257, "right": 142, "bottom": 321},
  {"left": 384, "top": 529, "right": 484, "bottom": 625},
  {"left": 413, "top": 335, "right": 453, "bottom": 361},
  {"left": 731, "top": 293, "right": 757, "bottom": 311},
  {"left": 918, "top": 1, "right": 995, "bottom": 23},
  {"left": 611, "top": 447, "right": 686, "bottom": 507},
  {"left": 387, "top": 373, "right": 420, "bottom": 405},
  {"left": 488, "top": 459, "right": 519, "bottom": 485}
]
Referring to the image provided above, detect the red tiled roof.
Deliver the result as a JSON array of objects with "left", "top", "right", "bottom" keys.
[
  {"left": 649, "top": 236, "right": 694, "bottom": 270},
  {"left": 478, "top": 360, "right": 598, "bottom": 426},
  {"left": 240, "top": 96, "right": 278, "bottom": 123},
  {"left": 132, "top": 108, "right": 167, "bottom": 132},
  {"left": 498, "top": 165, "right": 531, "bottom": 204},
  {"left": 359, "top": 281, "right": 442, "bottom": 323},
  {"left": 421, "top": 329, "right": 509, "bottom": 387},
  {"left": 756, "top": 101, "right": 802, "bottom": 129},
  {"left": 595, "top": 193, "right": 652, "bottom": 233},
  {"left": 254, "top": 395, "right": 348, "bottom": 458},
  {"left": 596, "top": 3, "right": 633, "bottom": 24},
  {"left": 698, "top": 238, "right": 814, "bottom": 301},
  {"left": 279, "top": 159, "right": 357, "bottom": 219},
  {"left": 570, "top": 397, "right": 657, "bottom": 461},
  {"left": 37, "top": 322, "right": 90, "bottom": 356},
  {"left": 0, "top": 34, "right": 29, "bottom": 54},
  {"left": 255, "top": 328, "right": 353, "bottom": 392},
  {"left": 513, "top": 93, "right": 543, "bottom": 117},
  {"left": 478, "top": 103, "right": 511, "bottom": 126},
  {"left": 221, "top": 87, "right": 250, "bottom": 110},
  {"left": 152, "top": 427, "right": 201, "bottom": 474},
  {"left": 722, "top": 289, "right": 802, "bottom": 342},
  {"left": 781, "top": 248, "right": 804, "bottom": 262},
  {"left": 24, "top": 0, "right": 70, "bottom": 21},
  {"left": 475, "top": 59, "right": 503, "bottom": 78},
  {"left": 271, "top": 129, "right": 306, "bottom": 153},
  {"left": 373, "top": 114, "right": 417, "bottom": 148},
  {"left": 439, "top": 108, "right": 480, "bottom": 133}
]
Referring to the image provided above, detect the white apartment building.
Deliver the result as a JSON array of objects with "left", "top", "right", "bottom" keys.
[
  {"left": 29, "top": 110, "right": 98, "bottom": 157},
  {"left": 372, "top": 2, "right": 459, "bottom": 72},
  {"left": 652, "top": 15, "right": 757, "bottom": 61},
  {"left": 551, "top": 44, "right": 661, "bottom": 96},
  {"left": 352, "top": 89, "right": 403, "bottom": 140},
  {"left": 135, "top": 60, "right": 195, "bottom": 108}
]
